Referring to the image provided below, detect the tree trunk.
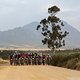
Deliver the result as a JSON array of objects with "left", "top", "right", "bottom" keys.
[{"left": 51, "top": 48, "right": 55, "bottom": 56}]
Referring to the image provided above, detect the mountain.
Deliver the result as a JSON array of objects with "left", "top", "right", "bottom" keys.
[
  {"left": 0, "top": 21, "right": 80, "bottom": 49},
  {"left": 62, "top": 21, "right": 80, "bottom": 49}
]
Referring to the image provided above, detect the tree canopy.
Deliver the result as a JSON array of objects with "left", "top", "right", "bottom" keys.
[{"left": 37, "top": 5, "right": 69, "bottom": 50}]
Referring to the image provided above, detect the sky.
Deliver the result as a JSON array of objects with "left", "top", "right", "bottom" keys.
[{"left": 0, "top": 0, "right": 80, "bottom": 31}]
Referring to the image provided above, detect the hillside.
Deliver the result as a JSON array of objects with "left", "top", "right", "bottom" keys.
[{"left": 0, "top": 21, "right": 80, "bottom": 49}]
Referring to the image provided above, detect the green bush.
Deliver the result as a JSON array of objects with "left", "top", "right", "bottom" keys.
[
  {"left": 0, "top": 50, "right": 10, "bottom": 60},
  {"left": 75, "top": 61, "right": 80, "bottom": 70},
  {"left": 50, "top": 52, "right": 80, "bottom": 70},
  {"left": 65, "top": 58, "right": 78, "bottom": 69}
]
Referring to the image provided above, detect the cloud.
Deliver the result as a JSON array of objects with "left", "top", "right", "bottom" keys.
[
  {"left": 0, "top": 0, "right": 80, "bottom": 31},
  {"left": 0, "top": 7, "right": 14, "bottom": 15},
  {"left": 0, "top": 0, "right": 28, "bottom": 15},
  {"left": 0, "top": 0, "right": 27, "bottom": 5}
]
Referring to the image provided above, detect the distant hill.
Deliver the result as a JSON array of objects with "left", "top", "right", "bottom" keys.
[
  {"left": 0, "top": 21, "right": 80, "bottom": 49},
  {"left": 62, "top": 21, "right": 80, "bottom": 49}
]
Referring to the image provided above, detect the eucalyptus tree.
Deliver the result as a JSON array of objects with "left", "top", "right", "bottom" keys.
[{"left": 37, "top": 6, "right": 69, "bottom": 54}]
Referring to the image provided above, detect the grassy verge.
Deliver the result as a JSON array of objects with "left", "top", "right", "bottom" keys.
[
  {"left": 0, "top": 58, "right": 9, "bottom": 65},
  {"left": 49, "top": 51, "right": 80, "bottom": 70}
]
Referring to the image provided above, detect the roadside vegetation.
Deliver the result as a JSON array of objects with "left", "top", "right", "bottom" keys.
[
  {"left": 49, "top": 49, "right": 80, "bottom": 70},
  {"left": 0, "top": 58, "right": 9, "bottom": 65},
  {"left": 0, "top": 49, "right": 80, "bottom": 70}
]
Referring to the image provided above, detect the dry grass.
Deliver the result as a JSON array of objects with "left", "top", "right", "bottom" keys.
[{"left": 0, "top": 58, "right": 9, "bottom": 65}]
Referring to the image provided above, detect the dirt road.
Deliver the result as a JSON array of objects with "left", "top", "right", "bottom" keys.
[{"left": 0, "top": 65, "right": 80, "bottom": 80}]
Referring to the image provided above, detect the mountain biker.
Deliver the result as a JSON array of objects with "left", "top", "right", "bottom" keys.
[
  {"left": 38, "top": 54, "right": 42, "bottom": 65},
  {"left": 31, "top": 53, "right": 34, "bottom": 65},
  {"left": 9, "top": 53, "right": 13, "bottom": 65},
  {"left": 34, "top": 52, "right": 38, "bottom": 65},
  {"left": 42, "top": 53, "right": 46, "bottom": 65}
]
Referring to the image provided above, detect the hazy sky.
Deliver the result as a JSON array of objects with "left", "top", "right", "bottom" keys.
[{"left": 0, "top": 0, "right": 80, "bottom": 31}]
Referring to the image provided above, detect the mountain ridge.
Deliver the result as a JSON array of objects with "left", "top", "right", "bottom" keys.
[{"left": 0, "top": 21, "right": 80, "bottom": 49}]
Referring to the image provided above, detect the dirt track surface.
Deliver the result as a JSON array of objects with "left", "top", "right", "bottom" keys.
[{"left": 0, "top": 66, "right": 80, "bottom": 80}]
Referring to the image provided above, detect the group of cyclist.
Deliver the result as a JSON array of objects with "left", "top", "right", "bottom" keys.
[{"left": 9, "top": 52, "right": 51, "bottom": 66}]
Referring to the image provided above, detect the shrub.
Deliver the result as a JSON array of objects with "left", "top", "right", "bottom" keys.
[
  {"left": 65, "top": 58, "right": 78, "bottom": 69},
  {"left": 75, "top": 60, "right": 80, "bottom": 70},
  {"left": 50, "top": 52, "right": 80, "bottom": 70}
]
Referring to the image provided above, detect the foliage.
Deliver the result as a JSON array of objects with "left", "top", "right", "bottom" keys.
[
  {"left": 0, "top": 50, "right": 10, "bottom": 60},
  {"left": 37, "top": 6, "right": 69, "bottom": 50},
  {"left": 50, "top": 51, "right": 80, "bottom": 70}
]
